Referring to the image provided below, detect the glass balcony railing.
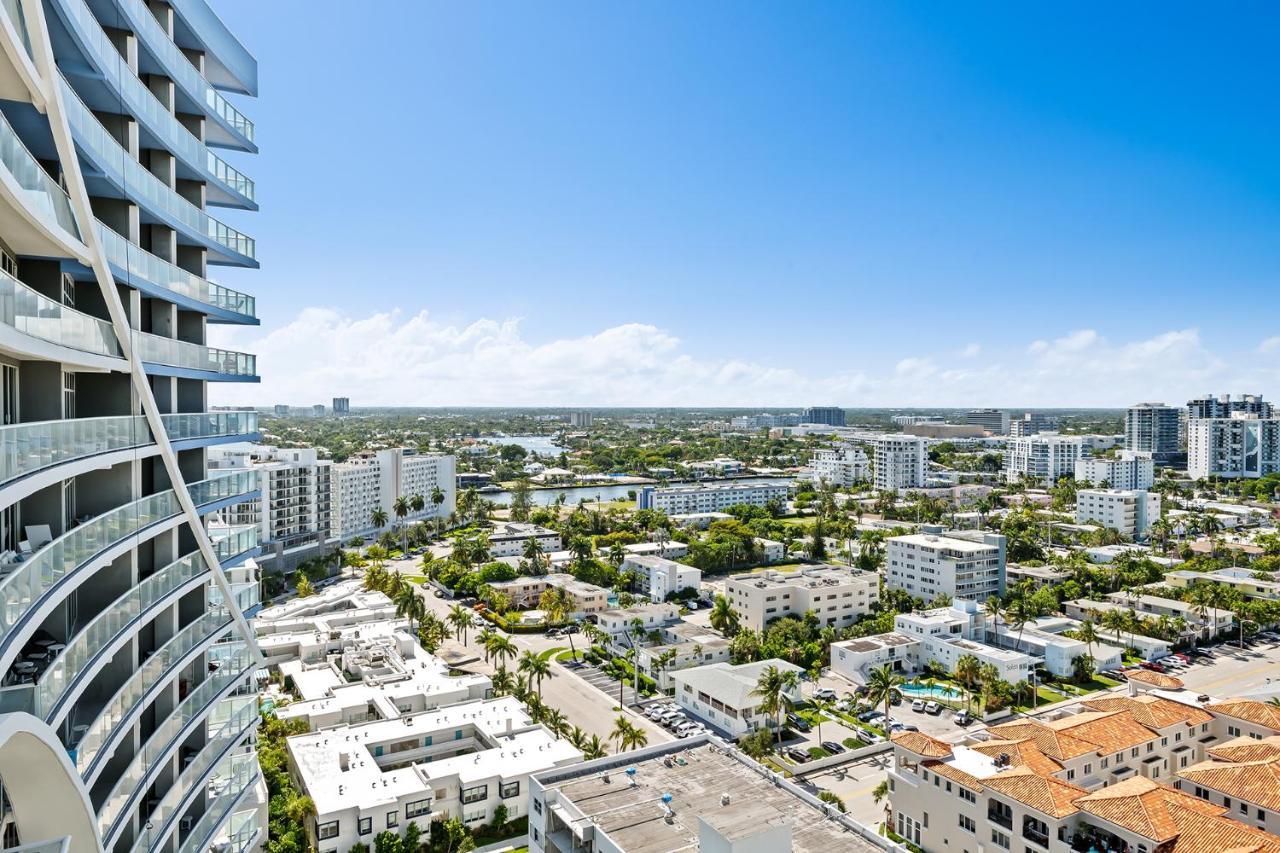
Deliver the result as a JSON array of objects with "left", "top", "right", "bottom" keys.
[
  {"left": 101, "top": 683, "right": 255, "bottom": 840},
  {"left": 60, "top": 78, "right": 255, "bottom": 261},
  {"left": 219, "top": 808, "right": 263, "bottom": 853},
  {"left": 97, "top": 223, "right": 255, "bottom": 318},
  {"left": 210, "top": 581, "right": 260, "bottom": 613},
  {"left": 0, "top": 266, "right": 118, "bottom": 357},
  {"left": 173, "top": 751, "right": 260, "bottom": 853},
  {"left": 73, "top": 610, "right": 237, "bottom": 775},
  {"left": 0, "top": 411, "right": 256, "bottom": 491},
  {"left": 0, "top": 0, "right": 32, "bottom": 59},
  {"left": 113, "top": 0, "right": 254, "bottom": 145},
  {"left": 58, "top": 0, "right": 254, "bottom": 204},
  {"left": 0, "top": 96, "right": 80, "bottom": 240},
  {"left": 133, "top": 332, "right": 256, "bottom": 378},
  {"left": 0, "top": 469, "right": 256, "bottom": 644},
  {"left": 211, "top": 525, "right": 259, "bottom": 562}
]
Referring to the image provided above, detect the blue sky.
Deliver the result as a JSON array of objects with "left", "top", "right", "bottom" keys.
[{"left": 208, "top": 1, "right": 1280, "bottom": 408}]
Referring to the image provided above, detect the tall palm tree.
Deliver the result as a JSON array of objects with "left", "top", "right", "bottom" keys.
[
  {"left": 1100, "top": 607, "right": 1129, "bottom": 647},
  {"left": 865, "top": 664, "right": 903, "bottom": 727},
  {"left": 417, "top": 612, "right": 447, "bottom": 653},
  {"left": 750, "top": 665, "right": 794, "bottom": 746},
  {"left": 542, "top": 708, "right": 569, "bottom": 740},
  {"left": 709, "top": 594, "right": 740, "bottom": 637},
  {"left": 370, "top": 507, "right": 389, "bottom": 532},
  {"left": 977, "top": 662, "right": 1000, "bottom": 714},
  {"left": 522, "top": 537, "right": 547, "bottom": 575},
  {"left": 954, "top": 655, "right": 981, "bottom": 713},
  {"left": 394, "top": 586, "right": 425, "bottom": 634},
  {"left": 609, "top": 716, "right": 647, "bottom": 753},
  {"left": 1186, "top": 583, "right": 1216, "bottom": 646},
  {"left": 1077, "top": 619, "right": 1100, "bottom": 661},
  {"left": 476, "top": 627, "right": 497, "bottom": 664},
  {"left": 410, "top": 492, "right": 426, "bottom": 521},
  {"left": 489, "top": 635, "right": 518, "bottom": 670},
  {"left": 447, "top": 604, "right": 472, "bottom": 644},
  {"left": 518, "top": 650, "right": 552, "bottom": 698},
  {"left": 392, "top": 495, "right": 411, "bottom": 553},
  {"left": 491, "top": 666, "right": 515, "bottom": 697},
  {"left": 430, "top": 485, "right": 446, "bottom": 535},
  {"left": 582, "top": 734, "right": 607, "bottom": 760}
]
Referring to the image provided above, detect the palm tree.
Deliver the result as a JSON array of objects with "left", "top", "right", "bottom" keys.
[
  {"left": 370, "top": 507, "right": 389, "bottom": 532},
  {"left": 582, "top": 734, "right": 608, "bottom": 760},
  {"left": 751, "top": 665, "right": 798, "bottom": 746},
  {"left": 477, "top": 627, "right": 496, "bottom": 664},
  {"left": 394, "top": 586, "right": 425, "bottom": 634},
  {"left": 518, "top": 650, "right": 552, "bottom": 698},
  {"left": 1186, "top": 583, "right": 1216, "bottom": 647},
  {"left": 865, "top": 664, "right": 903, "bottom": 727},
  {"left": 609, "top": 716, "right": 647, "bottom": 752},
  {"left": 954, "top": 655, "right": 981, "bottom": 713},
  {"left": 709, "top": 594, "right": 740, "bottom": 637},
  {"left": 410, "top": 492, "right": 426, "bottom": 521},
  {"left": 977, "top": 662, "right": 1000, "bottom": 714},
  {"left": 522, "top": 537, "right": 547, "bottom": 575},
  {"left": 491, "top": 666, "right": 515, "bottom": 697},
  {"left": 872, "top": 779, "right": 891, "bottom": 823},
  {"left": 489, "top": 635, "right": 518, "bottom": 670},
  {"left": 430, "top": 485, "right": 446, "bottom": 535},
  {"left": 447, "top": 604, "right": 472, "bottom": 644},
  {"left": 1100, "top": 607, "right": 1129, "bottom": 648},
  {"left": 542, "top": 708, "right": 569, "bottom": 740},
  {"left": 392, "top": 495, "right": 411, "bottom": 553},
  {"left": 417, "top": 612, "right": 447, "bottom": 653},
  {"left": 1077, "top": 619, "right": 1099, "bottom": 661}
]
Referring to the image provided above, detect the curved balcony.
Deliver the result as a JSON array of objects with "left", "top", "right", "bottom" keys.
[
  {"left": 0, "top": 411, "right": 257, "bottom": 496},
  {"left": 0, "top": 98, "right": 82, "bottom": 251},
  {"left": 0, "top": 469, "right": 257, "bottom": 655},
  {"left": 60, "top": 78, "right": 255, "bottom": 266},
  {"left": 173, "top": 751, "right": 260, "bottom": 853},
  {"left": 97, "top": 223, "right": 255, "bottom": 322},
  {"left": 100, "top": 677, "right": 255, "bottom": 842},
  {"left": 134, "top": 331, "right": 256, "bottom": 380},
  {"left": 71, "top": 610, "right": 237, "bottom": 777},
  {"left": 96, "top": 0, "right": 254, "bottom": 151},
  {"left": 207, "top": 807, "right": 263, "bottom": 853},
  {"left": 53, "top": 0, "right": 254, "bottom": 208},
  {"left": 168, "top": 0, "right": 257, "bottom": 96},
  {"left": 0, "top": 264, "right": 118, "bottom": 366}
]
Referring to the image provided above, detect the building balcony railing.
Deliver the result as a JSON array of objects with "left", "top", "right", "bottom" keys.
[
  {"left": 59, "top": 78, "right": 255, "bottom": 262},
  {"left": 55, "top": 0, "right": 254, "bottom": 205},
  {"left": 0, "top": 469, "right": 256, "bottom": 647},
  {"left": 72, "top": 609, "right": 238, "bottom": 776},
  {"left": 173, "top": 751, "right": 260, "bottom": 853},
  {"left": 104, "top": 0, "right": 254, "bottom": 147},
  {"left": 101, "top": 677, "right": 255, "bottom": 841},
  {"left": 0, "top": 99, "right": 80, "bottom": 240},
  {"left": 0, "top": 411, "right": 257, "bottom": 492},
  {"left": 0, "top": 0, "right": 33, "bottom": 58},
  {"left": 134, "top": 332, "right": 257, "bottom": 378},
  {"left": 215, "top": 808, "right": 263, "bottom": 853},
  {"left": 988, "top": 810, "right": 1013, "bottom": 830},
  {"left": 0, "top": 265, "right": 117, "bottom": 358},
  {"left": 97, "top": 223, "right": 255, "bottom": 319}
]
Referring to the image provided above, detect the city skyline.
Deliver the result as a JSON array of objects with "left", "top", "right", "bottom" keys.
[{"left": 206, "top": 1, "right": 1280, "bottom": 407}]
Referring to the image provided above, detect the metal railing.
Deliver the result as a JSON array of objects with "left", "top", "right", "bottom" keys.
[{"left": 97, "top": 224, "right": 255, "bottom": 317}]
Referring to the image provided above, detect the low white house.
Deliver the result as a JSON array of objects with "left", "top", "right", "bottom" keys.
[
  {"left": 486, "top": 523, "right": 562, "bottom": 558},
  {"left": 755, "top": 537, "right": 786, "bottom": 563},
  {"left": 595, "top": 603, "right": 681, "bottom": 645},
  {"left": 621, "top": 554, "right": 702, "bottom": 602},
  {"left": 670, "top": 659, "right": 805, "bottom": 737}
]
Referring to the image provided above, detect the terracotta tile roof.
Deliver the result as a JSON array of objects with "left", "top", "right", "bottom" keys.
[
  {"left": 970, "top": 739, "right": 1064, "bottom": 776},
  {"left": 1073, "top": 776, "right": 1224, "bottom": 842},
  {"left": 987, "top": 720, "right": 1100, "bottom": 761},
  {"left": 1161, "top": 799, "right": 1280, "bottom": 853},
  {"left": 1125, "top": 669, "right": 1186, "bottom": 689},
  {"left": 1179, "top": 757, "right": 1280, "bottom": 812},
  {"left": 991, "top": 709, "right": 1161, "bottom": 759},
  {"left": 922, "top": 758, "right": 985, "bottom": 792},
  {"left": 983, "top": 766, "right": 1087, "bottom": 818},
  {"left": 1060, "top": 712, "right": 1165, "bottom": 754},
  {"left": 891, "top": 730, "right": 954, "bottom": 758},
  {"left": 1209, "top": 736, "right": 1280, "bottom": 763},
  {"left": 1205, "top": 700, "right": 1280, "bottom": 733},
  {"left": 1082, "top": 694, "right": 1213, "bottom": 729}
]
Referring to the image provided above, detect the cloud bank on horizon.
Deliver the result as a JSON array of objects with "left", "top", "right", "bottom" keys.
[{"left": 209, "top": 308, "right": 1277, "bottom": 409}]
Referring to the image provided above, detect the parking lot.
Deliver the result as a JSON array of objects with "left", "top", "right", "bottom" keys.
[
  {"left": 637, "top": 699, "right": 711, "bottom": 740},
  {"left": 575, "top": 662, "right": 642, "bottom": 707}
]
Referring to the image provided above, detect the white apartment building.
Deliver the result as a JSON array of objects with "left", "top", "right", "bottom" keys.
[
  {"left": 487, "top": 522, "right": 562, "bottom": 557},
  {"left": 636, "top": 482, "right": 789, "bottom": 514},
  {"left": 595, "top": 603, "right": 682, "bottom": 643},
  {"left": 330, "top": 449, "right": 457, "bottom": 540},
  {"left": 1075, "top": 450, "right": 1156, "bottom": 491},
  {"left": 484, "top": 574, "right": 611, "bottom": 616},
  {"left": 1004, "top": 433, "right": 1084, "bottom": 485},
  {"left": 1187, "top": 415, "right": 1280, "bottom": 480},
  {"left": 725, "top": 565, "right": 880, "bottom": 632},
  {"left": 288, "top": 697, "right": 582, "bottom": 852},
  {"left": 886, "top": 529, "right": 1007, "bottom": 602},
  {"left": 620, "top": 554, "right": 702, "bottom": 602},
  {"left": 873, "top": 434, "right": 928, "bottom": 491},
  {"left": 686, "top": 457, "right": 745, "bottom": 477},
  {"left": 619, "top": 540, "right": 689, "bottom": 561},
  {"left": 670, "top": 659, "right": 805, "bottom": 737},
  {"left": 211, "top": 443, "right": 334, "bottom": 562},
  {"left": 810, "top": 445, "right": 871, "bottom": 487},
  {"left": 1075, "top": 489, "right": 1161, "bottom": 538},
  {"left": 1103, "top": 591, "right": 1235, "bottom": 636},
  {"left": 634, "top": 621, "right": 733, "bottom": 690}
]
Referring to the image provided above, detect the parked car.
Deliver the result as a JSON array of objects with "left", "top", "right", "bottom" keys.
[
  {"left": 925, "top": 701, "right": 942, "bottom": 715},
  {"left": 686, "top": 601, "right": 698, "bottom": 610},
  {"left": 787, "top": 713, "right": 811, "bottom": 732},
  {"left": 786, "top": 747, "right": 810, "bottom": 763},
  {"left": 888, "top": 722, "right": 905, "bottom": 733},
  {"left": 814, "top": 687, "right": 837, "bottom": 701},
  {"left": 1140, "top": 661, "right": 1166, "bottom": 673},
  {"left": 903, "top": 724, "right": 919, "bottom": 732},
  {"left": 1197, "top": 694, "right": 1211, "bottom": 703},
  {"left": 859, "top": 710, "right": 885, "bottom": 724},
  {"left": 645, "top": 706, "right": 666, "bottom": 720},
  {"left": 1108, "top": 670, "right": 1129, "bottom": 682},
  {"left": 821, "top": 740, "right": 845, "bottom": 754},
  {"left": 834, "top": 699, "right": 852, "bottom": 713},
  {"left": 675, "top": 722, "right": 700, "bottom": 737},
  {"left": 953, "top": 710, "right": 973, "bottom": 726},
  {"left": 562, "top": 624, "right": 580, "bottom": 634},
  {"left": 911, "top": 699, "right": 926, "bottom": 712}
]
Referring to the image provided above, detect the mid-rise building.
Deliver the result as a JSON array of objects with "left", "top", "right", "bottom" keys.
[
  {"left": 1075, "top": 449, "right": 1155, "bottom": 490},
  {"left": 211, "top": 443, "right": 334, "bottom": 565},
  {"left": 1187, "top": 415, "right": 1280, "bottom": 480},
  {"left": 725, "top": 565, "right": 880, "bottom": 631},
  {"left": 810, "top": 445, "right": 871, "bottom": 487},
  {"left": 872, "top": 433, "right": 928, "bottom": 491},
  {"left": 636, "top": 482, "right": 789, "bottom": 514},
  {"left": 886, "top": 529, "right": 1007, "bottom": 601},
  {"left": 332, "top": 396, "right": 351, "bottom": 415},
  {"left": 0, "top": 4, "right": 268, "bottom": 852},
  {"left": 893, "top": 414, "right": 944, "bottom": 427},
  {"left": 965, "top": 408, "right": 1011, "bottom": 435},
  {"left": 1125, "top": 402, "right": 1182, "bottom": 461},
  {"left": 1004, "top": 433, "right": 1084, "bottom": 485},
  {"left": 1188, "top": 393, "right": 1273, "bottom": 420},
  {"left": 329, "top": 448, "right": 456, "bottom": 539},
  {"left": 566, "top": 411, "right": 593, "bottom": 428},
  {"left": 620, "top": 554, "right": 702, "bottom": 602},
  {"left": 670, "top": 659, "right": 805, "bottom": 737},
  {"left": 273, "top": 404, "right": 290, "bottom": 417},
  {"left": 729, "top": 412, "right": 801, "bottom": 430},
  {"left": 1009, "top": 412, "right": 1055, "bottom": 437},
  {"left": 485, "top": 574, "right": 610, "bottom": 616},
  {"left": 685, "top": 456, "right": 745, "bottom": 477},
  {"left": 487, "top": 522, "right": 562, "bottom": 557},
  {"left": 1075, "top": 489, "right": 1160, "bottom": 538},
  {"left": 802, "top": 406, "right": 846, "bottom": 426}
]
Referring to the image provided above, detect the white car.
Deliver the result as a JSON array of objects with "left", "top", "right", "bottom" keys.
[
  {"left": 813, "top": 687, "right": 837, "bottom": 701},
  {"left": 911, "top": 699, "right": 926, "bottom": 712},
  {"left": 686, "top": 601, "right": 698, "bottom": 610}
]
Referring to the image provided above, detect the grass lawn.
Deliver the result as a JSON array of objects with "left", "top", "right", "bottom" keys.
[
  {"left": 843, "top": 736, "right": 864, "bottom": 749},
  {"left": 808, "top": 746, "right": 832, "bottom": 759},
  {"left": 538, "top": 647, "right": 567, "bottom": 662},
  {"left": 554, "top": 649, "right": 579, "bottom": 662}
]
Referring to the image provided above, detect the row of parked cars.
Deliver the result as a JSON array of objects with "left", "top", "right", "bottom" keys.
[{"left": 643, "top": 703, "right": 708, "bottom": 738}]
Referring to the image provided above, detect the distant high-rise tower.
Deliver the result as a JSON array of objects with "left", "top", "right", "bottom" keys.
[
  {"left": 965, "top": 408, "right": 1011, "bottom": 435},
  {"left": 1186, "top": 393, "right": 1272, "bottom": 421},
  {"left": 1126, "top": 403, "right": 1182, "bottom": 462},
  {"left": 568, "top": 411, "right": 594, "bottom": 428},
  {"left": 803, "top": 406, "right": 846, "bottom": 427},
  {"left": 333, "top": 396, "right": 351, "bottom": 415}
]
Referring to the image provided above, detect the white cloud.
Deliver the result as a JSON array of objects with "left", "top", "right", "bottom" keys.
[
  {"left": 1260, "top": 336, "right": 1280, "bottom": 354},
  {"left": 208, "top": 310, "right": 1274, "bottom": 408}
]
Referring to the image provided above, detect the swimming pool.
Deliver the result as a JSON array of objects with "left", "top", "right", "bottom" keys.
[{"left": 899, "top": 683, "right": 965, "bottom": 700}]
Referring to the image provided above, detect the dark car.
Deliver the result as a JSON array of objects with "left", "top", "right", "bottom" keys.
[
  {"left": 1139, "top": 661, "right": 1166, "bottom": 673},
  {"left": 786, "top": 747, "right": 810, "bottom": 763},
  {"left": 889, "top": 693, "right": 902, "bottom": 705},
  {"left": 821, "top": 740, "right": 846, "bottom": 754},
  {"left": 787, "top": 713, "right": 811, "bottom": 732}
]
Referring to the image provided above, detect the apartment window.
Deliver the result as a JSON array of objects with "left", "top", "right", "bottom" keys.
[
  {"left": 1084, "top": 763, "right": 1092, "bottom": 775},
  {"left": 992, "top": 830, "right": 1011, "bottom": 849},
  {"left": 533, "top": 799, "right": 542, "bottom": 815},
  {"left": 1225, "top": 798, "right": 1232, "bottom": 809},
  {"left": 386, "top": 812, "right": 398, "bottom": 828},
  {"left": 1067, "top": 770, "right": 1074, "bottom": 780},
  {"left": 406, "top": 799, "right": 431, "bottom": 818},
  {"left": 501, "top": 781, "right": 520, "bottom": 799},
  {"left": 1229, "top": 725, "right": 1241, "bottom": 737},
  {"left": 359, "top": 818, "right": 372, "bottom": 836},
  {"left": 1240, "top": 802, "right": 1248, "bottom": 815},
  {"left": 317, "top": 822, "right": 339, "bottom": 841},
  {"left": 461, "top": 785, "right": 488, "bottom": 805},
  {"left": 946, "top": 781, "right": 952, "bottom": 793},
  {"left": 959, "top": 815, "right": 975, "bottom": 833},
  {"left": 455, "top": 729, "right": 464, "bottom": 740},
  {"left": 959, "top": 789, "right": 976, "bottom": 804}
]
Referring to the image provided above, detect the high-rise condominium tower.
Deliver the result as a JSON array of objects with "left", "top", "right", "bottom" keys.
[{"left": 0, "top": 4, "right": 264, "bottom": 853}]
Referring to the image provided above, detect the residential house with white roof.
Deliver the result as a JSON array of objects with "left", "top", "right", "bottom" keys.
[{"left": 670, "top": 659, "right": 805, "bottom": 737}]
